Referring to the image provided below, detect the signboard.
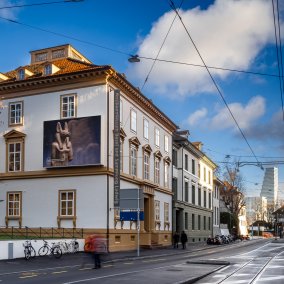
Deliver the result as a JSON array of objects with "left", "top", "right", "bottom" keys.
[
  {"left": 113, "top": 89, "right": 120, "bottom": 207},
  {"left": 120, "top": 210, "right": 144, "bottom": 221},
  {"left": 43, "top": 116, "right": 101, "bottom": 168},
  {"left": 120, "top": 188, "right": 144, "bottom": 210}
]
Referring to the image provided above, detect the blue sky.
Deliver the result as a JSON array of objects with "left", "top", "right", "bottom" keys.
[{"left": 1, "top": 0, "right": 284, "bottom": 198}]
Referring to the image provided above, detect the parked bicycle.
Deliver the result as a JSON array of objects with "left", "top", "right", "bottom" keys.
[
  {"left": 38, "top": 240, "right": 62, "bottom": 258},
  {"left": 59, "top": 239, "right": 79, "bottom": 254},
  {"left": 23, "top": 240, "right": 36, "bottom": 260}
]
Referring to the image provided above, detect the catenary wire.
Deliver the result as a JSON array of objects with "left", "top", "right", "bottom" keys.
[
  {"left": 0, "top": 15, "right": 281, "bottom": 79},
  {"left": 272, "top": 0, "right": 284, "bottom": 121},
  {"left": 0, "top": 0, "right": 83, "bottom": 10},
  {"left": 141, "top": 0, "right": 184, "bottom": 90},
  {"left": 276, "top": 0, "right": 284, "bottom": 121},
  {"left": 169, "top": 0, "right": 261, "bottom": 165}
]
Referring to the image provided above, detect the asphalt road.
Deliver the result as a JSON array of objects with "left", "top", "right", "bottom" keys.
[{"left": 0, "top": 239, "right": 277, "bottom": 284}]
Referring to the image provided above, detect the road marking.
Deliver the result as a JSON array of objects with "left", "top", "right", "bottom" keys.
[
  {"left": 79, "top": 268, "right": 92, "bottom": 271},
  {"left": 123, "top": 262, "right": 134, "bottom": 265},
  {"left": 52, "top": 271, "right": 68, "bottom": 274},
  {"left": 142, "top": 258, "right": 166, "bottom": 263},
  {"left": 102, "top": 264, "right": 113, "bottom": 268},
  {"left": 19, "top": 275, "right": 38, "bottom": 279}
]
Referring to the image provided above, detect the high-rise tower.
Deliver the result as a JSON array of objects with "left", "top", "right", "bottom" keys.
[{"left": 260, "top": 167, "right": 278, "bottom": 208}]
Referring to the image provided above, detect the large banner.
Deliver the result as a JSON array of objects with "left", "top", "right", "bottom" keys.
[{"left": 43, "top": 116, "right": 101, "bottom": 168}]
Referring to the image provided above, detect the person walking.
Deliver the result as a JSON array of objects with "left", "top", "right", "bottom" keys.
[
  {"left": 173, "top": 231, "right": 180, "bottom": 248},
  {"left": 180, "top": 231, "right": 188, "bottom": 249}
]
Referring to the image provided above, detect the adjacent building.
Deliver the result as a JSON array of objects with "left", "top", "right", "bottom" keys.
[
  {"left": 0, "top": 44, "right": 177, "bottom": 251},
  {"left": 245, "top": 196, "right": 268, "bottom": 226},
  {"left": 172, "top": 132, "right": 216, "bottom": 242},
  {"left": 261, "top": 167, "right": 278, "bottom": 208},
  {"left": 213, "top": 177, "right": 223, "bottom": 236}
]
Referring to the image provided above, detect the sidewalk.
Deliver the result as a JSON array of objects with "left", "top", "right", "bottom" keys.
[{"left": 0, "top": 238, "right": 266, "bottom": 284}]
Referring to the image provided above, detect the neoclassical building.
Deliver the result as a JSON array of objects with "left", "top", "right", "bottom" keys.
[{"left": 0, "top": 44, "right": 177, "bottom": 251}]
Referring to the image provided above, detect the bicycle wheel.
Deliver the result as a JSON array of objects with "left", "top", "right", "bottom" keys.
[
  {"left": 24, "top": 248, "right": 30, "bottom": 260},
  {"left": 30, "top": 247, "right": 36, "bottom": 258},
  {"left": 52, "top": 246, "right": 62, "bottom": 259},
  {"left": 73, "top": 241, "right": 79, "bottom": 253},
  {"left": 38, "top": 245, "right": 49, "bottom": 256}
]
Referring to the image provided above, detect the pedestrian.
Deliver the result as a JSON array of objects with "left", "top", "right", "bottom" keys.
[
  {"left": 180, "top": 231, "right": 188, "bottom": 249},
  {"left": 92, "top": 235, "right": 105, "bottom": 269},
  {"left": 173, "top": 231, "right": 179, "bottom": 248}
]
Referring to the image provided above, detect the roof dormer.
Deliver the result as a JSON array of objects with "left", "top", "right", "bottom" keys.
[
  {"left": 17, "top": 68, "right": 34, "bottom": 80},
  {"left": 0, "top": 73, "right": 9, "bottom": 82},
  {"left": 43, "top": 63, "right": 60, "bottom": 76}
]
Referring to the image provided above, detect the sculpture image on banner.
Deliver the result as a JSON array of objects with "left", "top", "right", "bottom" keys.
[{"left": 43, "top": 116, "right": 101, "bottom": 167}]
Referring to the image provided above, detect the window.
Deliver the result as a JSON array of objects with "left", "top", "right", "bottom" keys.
[
  {"left": 35, "top": 52, "right": 47, "bottom": 62},
  {"left": 164, "top": 162, "right": 169, "bottom": 188},
  {"left": 204, "top": 216, "right": 206, "bottom": 230},
  {"left": 172, "top": 149, "right": 177, "bottom": 167},
  {"left": 143, "top": 152, "right": 150, "bottom": 180},
  {"left": 185, "top": 212, "right": 188, "bottom": 230},
  {"left": 198, "top": 164, "right": 200, "bottom": 178},
  {"left": 198, "top": 215, "right": 201, "bottom": 230},
  {"left": 208, "top": 171, "right": 211, "bottom": 185},
  {"left": 204, "top": 190, "right": 207, "bottom": 208},
  {"left": 154, "top": 158, "right": 160, "bottom": 184},
  {"left": 203, "top": 167, "right": 206, "bottom": 182},
  {"left": 9, "top": 102, "right": 23, "bottom": 125},
  {"left": 155, "top": 128, "right": 160, "bottom": 147},
  {"left": 143, "top": 119, "right": 149, "bottom": 140},
  {"left": 192, "top": 159, "right": 195, "bottom": 175},
  {"left": 164, "top": 203, "right": 169, "bottom": 223},
  {"left": 198, "top": 187, "right": 201, "bottom": 206},
  {"left": 18, "top": 69, "right": 25, "bottom": 80},
  {"left": 164, "top": 135, "right": 169, "bottom": 153},
  {"left": 130, "top": 109, "right": 137, "bottom": 132},
  {"left": 120, "top": 139, "right": 123, "bottom": 172},
  {"left": 185, "top": 154, "right": 188, "bottom": 171},
  {"left": 130, "top": 146, "right": 137, "bottom": 176},
  {"left": 208, "top": 216, "right": 211, "bottom": 230},
  {"left": 61, "top": 94, "right": 76, "bottom": 118},
  {"left": 8, "top": 142, "right": 22, "bottom": 172},
  {"left": 217, "top": 208, "right": 219, "bottom": 225},
  {"left": 52, "top": 49, "right": 65, "bottom": 59},
  {"left": 59, "top": 190, "right": 75, "bottom": 216},
  {"left": 120, "top": 100, "right": 123, "bottom": 124},
  {"left": 172, "top": 178, "right": 177, "bottom": 200},
  {"left": 7, "top": 192, "right": 21, "bottom": 217},
  {"left": 209, "top": 192, "right": 212, "bottom": 209},
  {"left": 185, "top": 180, "right": 189, "bottom": 202},
  {"left": 192, "top": 185, "right": 195, "bottom": 205},
  {"left": 155, "top": 200, "right": 160, "bottom": 221},
  {"left": 192, "top": 214, "right": 195, "bottom": 230},
  {"left": 44, "top": 64, "right": 52, "bottom": 75}
]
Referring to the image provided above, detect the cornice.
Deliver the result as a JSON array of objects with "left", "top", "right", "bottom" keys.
[{"left": 109, "top": 73, "right": 177, "bottom": 133}]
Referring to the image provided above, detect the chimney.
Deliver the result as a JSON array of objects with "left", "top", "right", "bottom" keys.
[{"left": 192, "top": 141, "right": 203, "bottom": 151}]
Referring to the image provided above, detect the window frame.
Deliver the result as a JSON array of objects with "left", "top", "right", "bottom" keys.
[
  {"left": 59, "top": 190, "right": 76, "bottom": 217},
  {"left": 154, "top": 157, "right": 160, "bottom": 185},
  {"left": 184, "top": 179, "right": 189, "bottom": 202},
  {"left": 185, "top": 154, "right": 188, "bottom": 171},
  {"left": 164, "top": 202, "right": 169, "bottom": 223},
  {"left": 60, "top": 94, "right": 77, "bottom": 119},
  {"left": 9, "top": 101, "right": 24, "bottom": 126},
  {"left": 164, "top": 135, "right": 169, "bottom": 153},
  {"left": 143, "top": 151, "right": 150, "bottom": 180},
  {"left": 155, "top": 128, "right": 160, "bottom": 147},
  {"left": 143, "top": 118, "right": 149, "bottom": 140},
  {"left": 129, "top": 145, "right": 137, "bottom": 176},
  {"left": 155, "top": 200, "right": 160, "bottom": 221},
  {"left": 7, "top": 191, "right": 22, "bottom": 217},
  {"left": 130, "top": 109, "right": 137, "bottom": 133},
  {"left": 164, "top": 161, "right": 170, "bottom": 188}
]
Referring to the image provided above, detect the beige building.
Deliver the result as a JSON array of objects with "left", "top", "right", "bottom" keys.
[{"left": 0, "top": 44, "right": 177, "bottom": 251}]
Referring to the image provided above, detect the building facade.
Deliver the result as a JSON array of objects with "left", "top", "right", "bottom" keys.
[
  {"left": 245, "top": 196, "right": 268, "bottom": 226},
  {"left": 261, "top": 167, "right": 278, "bottom": 208},
  {"left": 0, "top": 44, "right": 177, "bottom": 251},
  {"left": 172, "top": 132, "right": 216, "bottom": 242},
  {"left": 212, "top": 177, "right": 222, "bottom": 236}
]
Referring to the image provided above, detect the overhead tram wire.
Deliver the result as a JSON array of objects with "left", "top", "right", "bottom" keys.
[
  {"left": 272, "top": 0, "right": 284, "bottom": 121},
  {"left": 0, "top": 15, "right": 281, "bottom": 79},
  {"left": 141, "top": 0, "right": 184, "bottom": 90},
  {"left": 276, "top": 0, "right": 284, "bottom": 121},
  {"left": 169, "top": 0, "right": 261, "bottom": 166},
  {"left": 0, "top": 0, "right": 83, "bottom": 10}
]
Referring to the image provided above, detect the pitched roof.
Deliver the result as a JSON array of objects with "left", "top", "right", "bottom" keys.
[{"left": 2, "top": 58, "right": 110, "bottom": 83}]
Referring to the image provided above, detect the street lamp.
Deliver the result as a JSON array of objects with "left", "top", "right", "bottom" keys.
[{"left": 128, "top": 55, "right": 140, "bottom": 63}]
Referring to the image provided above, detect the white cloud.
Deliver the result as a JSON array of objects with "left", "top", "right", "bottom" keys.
[
  {"left": 210, "top": 96, "right": 266, "bottom": 130},
  {"left": 0, "top": 1, "right": 19, "bottom": 19},
  {"left": 187, "top": 107, "right": 207, "bottom": 126},
  {"left": 128, "top": 0, "right": 278, "bottom": 97}
]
